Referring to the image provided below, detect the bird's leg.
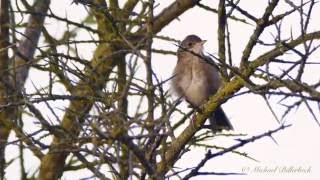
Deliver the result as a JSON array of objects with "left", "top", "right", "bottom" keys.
[
  {"left": 186, "top": 100, "right": 206, "bottom": 130},
  {"left": 187, "top": 103, "right": 202, "bottom": 130},
  {"left": 191, "top": 113, "right": 196, "bottom": 129}
]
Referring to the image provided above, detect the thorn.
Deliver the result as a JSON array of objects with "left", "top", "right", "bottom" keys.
[{"left": 269, "top": 135, "right": 279, "bottom": 146}]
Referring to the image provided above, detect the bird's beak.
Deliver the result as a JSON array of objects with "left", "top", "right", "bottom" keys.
[{"left": 196, "top": 40, "right": 206, "bottom": 46}]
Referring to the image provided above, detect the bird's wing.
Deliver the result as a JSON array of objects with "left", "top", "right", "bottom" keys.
[{"left": 203, "top": 56, "right": 221, "bottom": 94}]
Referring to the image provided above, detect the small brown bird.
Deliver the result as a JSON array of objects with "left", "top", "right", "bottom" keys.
[{"left": 172, "top": 35, "right": 233, "bottom": 131}]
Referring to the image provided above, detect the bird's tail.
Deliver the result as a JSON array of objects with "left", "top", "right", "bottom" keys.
[{"left": 209, "top": 106, "right": 233, "bottom": 132}]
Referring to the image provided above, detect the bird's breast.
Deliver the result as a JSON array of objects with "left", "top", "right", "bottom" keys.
[
  {"left": 177, "top": 59, "right": 209, "bottom": 106},
  {"left": 184, "top": 74, "right": 207, "bottom": 106}
]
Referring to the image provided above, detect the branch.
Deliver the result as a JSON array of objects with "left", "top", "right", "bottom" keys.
[
  {"left": 197, "top": 2, "right": 249, "bottom": 24},
  {"left": 218, "top": 0, "right": 228, "bottom": 79},
  {"left": 38, "top": 1, "right": 204, "bottom": 178},
  {"left": 91, "top": 123, "right": 156, "bottom": 176},
  {"left": 73, "top": 152, "right": 111, "bottom": 180},
  {"left": 0, "top": 0, "right": 13, "bottom": 178},
  {"left": 240, "top": 0, "right": 280, "bottom": 69},
  {"left": 14, "top": 0, "right": 51, "bottom": 90},
  {"left": 183, "top": 124, "right": 291, "bottom": 179},
  {"left": 122, "top": 0, "right": 139, "bottom": 19},
  {"left": 249, "top": 31, "right": 320, "bottom": 71},
  {"left": 136, "top": 0, "right": 201, "bottom": 35}
]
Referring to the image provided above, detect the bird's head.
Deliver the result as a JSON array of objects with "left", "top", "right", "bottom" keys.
[{"left": 178, "top": 35, "right": 206, "bottom": 55}]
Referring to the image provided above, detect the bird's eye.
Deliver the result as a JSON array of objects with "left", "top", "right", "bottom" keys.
[{"left": 188, "top": 42, "right": 192, "bottom": 47}]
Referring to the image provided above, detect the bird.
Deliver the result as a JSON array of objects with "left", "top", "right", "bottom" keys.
[{"left": 171, "top": 34, "right": 233, "bottom": 131}]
